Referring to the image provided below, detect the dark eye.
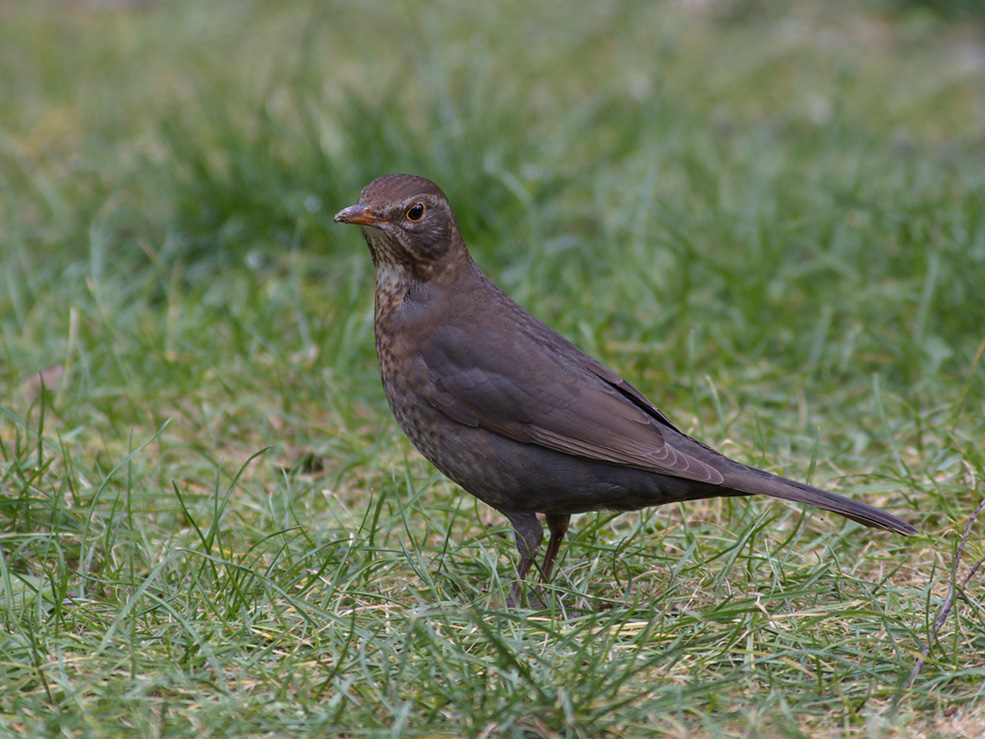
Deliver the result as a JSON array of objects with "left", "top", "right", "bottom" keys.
[{"left": 406, "top": 203, "right": 425, "bottom": 221}]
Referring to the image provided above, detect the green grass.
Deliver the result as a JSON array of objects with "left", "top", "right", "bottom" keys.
[{"left": 2, "top": 1, "right": 985, "bottom": 736}]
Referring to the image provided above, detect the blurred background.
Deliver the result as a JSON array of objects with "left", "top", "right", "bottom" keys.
[
  {"left": 4, "top": 0, "right": 984, "bottom": 451},
  {"left": 4, "top": 0, "right": 985, "bottom": 367}
]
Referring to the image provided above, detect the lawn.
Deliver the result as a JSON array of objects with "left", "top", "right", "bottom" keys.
[{"left": 2, "top": 1, "right": 985, "bottom": 736}]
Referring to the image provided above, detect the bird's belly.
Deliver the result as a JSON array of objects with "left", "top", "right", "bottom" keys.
[
  {"left": 375, "top": 327, "right": 725, "bottom": 515},
  {"left": 382, "top": 378, "right": 706, "bottom": 514}
]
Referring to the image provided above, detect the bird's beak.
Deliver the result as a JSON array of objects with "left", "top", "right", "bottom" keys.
[{"left": 333, "top": 203, "right": 384, "bottom": 227}]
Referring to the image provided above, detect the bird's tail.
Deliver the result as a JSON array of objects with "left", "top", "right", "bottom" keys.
[{"left": 727, "top": 466, "right": 916, "bottom": 535}]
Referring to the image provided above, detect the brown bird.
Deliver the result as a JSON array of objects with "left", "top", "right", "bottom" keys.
[{"left": 334, "top": 174, "right": 916, "bottom": 603}]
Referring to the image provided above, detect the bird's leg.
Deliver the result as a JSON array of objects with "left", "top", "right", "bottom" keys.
[
  {"left": 541, "top": 514, "right": 570, "bottom": 583},
  {"left": 505, "top": 512, "right": 543, "bottom": 607}
]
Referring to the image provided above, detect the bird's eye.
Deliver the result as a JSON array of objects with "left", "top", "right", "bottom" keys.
[{"left": 406, "top": 203, "right": 425, "bottom": 221}]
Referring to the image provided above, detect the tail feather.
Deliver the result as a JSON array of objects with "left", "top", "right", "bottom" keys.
[{"left": 727, "top": 467, "right": 917, "bottom": 535}]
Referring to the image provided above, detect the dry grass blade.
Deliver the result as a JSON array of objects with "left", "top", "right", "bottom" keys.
[{"left": 904, "top": 497, "right": 985, "bottom": 690}]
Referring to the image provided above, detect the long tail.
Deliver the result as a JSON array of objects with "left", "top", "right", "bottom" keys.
[{"left": 726, "top": 466, "right": 916, "bottom": 535}]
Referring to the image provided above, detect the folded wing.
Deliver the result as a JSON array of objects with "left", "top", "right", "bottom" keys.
[{"left": 424, "top": 322, "right": 724, "bottom": 486}]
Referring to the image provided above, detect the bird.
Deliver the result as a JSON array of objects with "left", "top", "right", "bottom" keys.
[{"left": 333, "top": 174, "right": 916, "bottom": 604}]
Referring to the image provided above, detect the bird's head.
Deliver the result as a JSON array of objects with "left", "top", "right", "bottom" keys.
[{"left": 334, "top": 174, "right": 466, "bottom": 283}]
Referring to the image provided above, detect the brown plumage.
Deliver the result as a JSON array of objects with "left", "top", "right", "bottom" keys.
[{"left": 334, "top": 174, "right": 916, "bottom": 603}]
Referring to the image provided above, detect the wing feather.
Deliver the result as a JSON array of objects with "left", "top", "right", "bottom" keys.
[{"left": 423, "top": 324, "right": 724, "bottom": 485}]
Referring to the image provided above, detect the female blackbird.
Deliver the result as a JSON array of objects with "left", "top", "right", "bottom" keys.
[{"left": 334, "top": 174, "right": 915, "bottom": 602}]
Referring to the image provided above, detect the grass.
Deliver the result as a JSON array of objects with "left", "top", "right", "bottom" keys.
[{"left": 2, "top": 0, "right": 985, "bottom": 736}]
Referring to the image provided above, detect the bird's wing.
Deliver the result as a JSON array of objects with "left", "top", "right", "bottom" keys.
[{"left": 423, "top": 321, "right": 725, "bottom": 485}]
